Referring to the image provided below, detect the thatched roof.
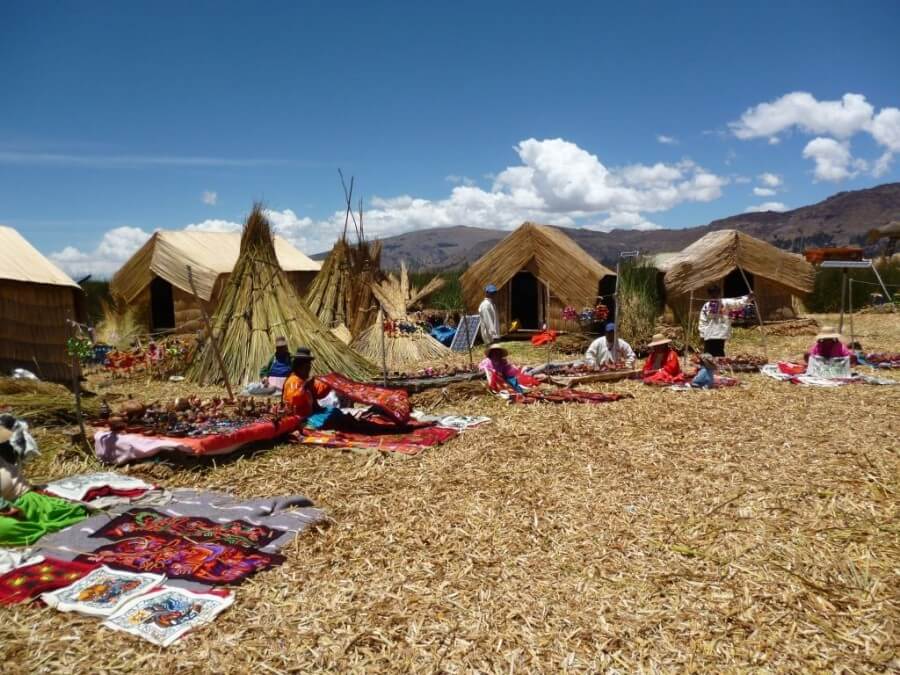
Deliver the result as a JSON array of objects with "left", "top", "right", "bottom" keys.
[
  {"left": 661, "top": 229, "right": 815, "bottom": 296},
  {"left": 187, "top": 207, "right": 374, "bottom": 385},
  {"left": 460, "top": 222, "right": 614, "bottom": 308},
  {"left": 0, "top": 226, "right": 81, "bottom": 289},
  {"left": 111, "top": 230, "right": 320, "bottom": 303}
]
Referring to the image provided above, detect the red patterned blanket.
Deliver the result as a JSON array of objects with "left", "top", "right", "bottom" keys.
[{"left": 319, "top": 373, "right": 412, "bottom": 424}]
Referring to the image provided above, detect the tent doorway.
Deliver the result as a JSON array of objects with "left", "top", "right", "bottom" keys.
[
  {"left": 510, "top": 271, "right": 543, "bottom": 329},
  {"left": 150, "top": 276, "right": 175, "bottom": 331},
  {"left": 722, "top": 268, "right": 753, "bottom": 297}
]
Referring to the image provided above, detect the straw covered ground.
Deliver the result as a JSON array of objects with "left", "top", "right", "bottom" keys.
[{"left": 2, "top": 313, "right": 898, "bottom": 673}]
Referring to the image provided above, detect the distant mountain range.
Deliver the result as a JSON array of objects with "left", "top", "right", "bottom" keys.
[{"left": 314, "top": 182, "right": 900, "bottom": 269}]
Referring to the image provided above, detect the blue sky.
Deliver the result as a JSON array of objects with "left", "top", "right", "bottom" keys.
[{"left": 1, "top": 1, "right": 899, "bottom": 276}]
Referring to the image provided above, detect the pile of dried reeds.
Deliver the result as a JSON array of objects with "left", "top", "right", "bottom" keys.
[
  {"left": 352, "top": 262, "right": 451, "bottom": 372},
  {"left": 94, "top": 300, "right": 141, "bottom": 349},
  {"left": 187, "top": 205, "right": 376, "bottom": 386},
  {"left": 305, "top": 237, "right": 383, "bottom": 339}
]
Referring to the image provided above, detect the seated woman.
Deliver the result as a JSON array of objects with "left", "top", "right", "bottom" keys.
[
  {"left": 0, "top": 427, "right": 87, "bottom": 547},
  {"left": 282, "top": 347, "right": 333, "bottom": 419},
  {"left": 479, "top": 344, "right": 544, "bottom": 393},
  {"left": 641, "top": 334, "right": 686, "bottom": 385},
  {"left": 803, "top": 326, "right": 853, "bottom": 378}
]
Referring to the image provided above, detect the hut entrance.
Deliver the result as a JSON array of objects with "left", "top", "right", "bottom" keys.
[
  {"left": 722, "top": 268, "right": 753, "bottom": 297},
  {"left": 150, "top": 277, "right": 175, "bottom": 331},
  {"left": 510, "top": 271, "right": 543, "bottom": 329}
]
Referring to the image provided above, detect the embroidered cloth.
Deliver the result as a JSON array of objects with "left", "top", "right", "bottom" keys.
[
  {"left": 318, "top": 372, "right": 412, "bottom": 424},
  {"left": 298, "top": 426, "right": 458, "bottom": 456},
  {"left": 91, "top": 508, "right": 285, "bottom": 550},
  {"left": 0, "top": 557, "right": 98, "bottom": 604},
  {"left": 75, "top": 532, "right": 284, "bottom": 585},
  {"left": 42, "top": 565, "right": 165, "bottom": 616},
  {"left": 103, "top": 586, "right": 234, "bottom": 647}
]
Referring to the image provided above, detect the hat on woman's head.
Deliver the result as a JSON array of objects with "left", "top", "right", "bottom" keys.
[
  {"left": 485, "top": 343, "right": 507, "bottom": 358},
  {"left": 647, "top": 333, "right": 671, "bottom": 348},
  {"left": 815, "top": 326, "right": 842, "bottom": 341},
  {"left": 485, "top": 284, "right": 498, "bottom": 294},
  {"left": 293, "top": 347, "right": 315, "bottom": 361},
  {"left": 698, "top": 352, "right": 717, "bottom": 369}
]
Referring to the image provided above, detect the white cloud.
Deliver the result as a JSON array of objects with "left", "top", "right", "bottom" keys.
[
  {"left": 746, "top": 201, "right": 788, "bottom": 213},
  {"left": 730, "top": 92, "right": 874, "bottom": 141},
  {"left": 730, "top": 92, "right": 900, "bottom": 181},
  {"left": 201, "top": 191, "right": 218, "bottom": 205},
  {"left": 49, "top": 226, "right": 150, "bottom": 278},
  {"left": 445, "top": 175, "right": 476, "bottom": 186},
  {"left": 758, "top": 172, "right": 782, "bottom": 187},
  {"left": 753, "top": 187, "right": 776, "bottom": 197},
  {"left": 46, "top": 137, "right": 729, "bottom": 276},
  {"left": 733, "top": 175, "right": 752, "bottom": 184},
  {"left": 872, "top": 151, "right": 894, "bottom": 177},
  {"left": 802, "top": 137, "right": 867, "bottom": 182},
  {"left": 656, "top": 134, "right": 678, "bottom": 145}
]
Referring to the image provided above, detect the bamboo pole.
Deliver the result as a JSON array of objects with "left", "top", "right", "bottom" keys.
[
  {"left": 378, "top": 309, "right": 388, "bottom": 385},
  {"left": 187, "top": 265, "right": 235, "bottom": 401},
  {"left": 737, "top": 265, "right": 767, "bottom": 361},
  {"left": 848, "top": 278, "right": 856, "bottom": 349},
  {"left": 839, "top": 268, "right": 848, "bottom": 333},
  {"left": 65, "top": 320, "right": 90, "bottom": 453},
  {"left": 683, "top": 289, "right": 694, "bottom": 370}
]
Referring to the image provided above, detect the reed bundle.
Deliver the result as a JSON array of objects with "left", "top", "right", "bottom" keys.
[
  {"left": 187, "top": 205, "right": 376, "bottom": 386},
  {"left": 305, "top": 237, "right": 383, "bottom": 339},
  {"left": 351, "top": 262, "right": 451, "bottom": 371}
]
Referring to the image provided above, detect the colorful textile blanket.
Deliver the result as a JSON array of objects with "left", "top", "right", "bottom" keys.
[
  {"left": 42, "top": 565, "right": 165, "bottom": 616},
  {"left": 0, "top": 557, "right": 98, "bottom": 604},
  {"left": 318, "top": 372, "right": 412, "bottom": 424},
  {"left": 0, "top": 491, "right": 89, "bottom": 547},
  {"left": 90, "top": 508, "right": 285, "bottom": 550},
  {"left": 103, "top": 586, "right": 234, "bottom": 647},
  {"left": 500, "top": 389, "right": 633, "bottom": 405},
  {"left": 75, "top": 531, "right": 284, "bottom": 585},
  {"left": 43, "top": 472, "right": 154, "bottom": 504},
  {"left": 35, "top": 489, "right": 325, "bottom": 592},
  {"left": 761, "top": 363, "right": 898, "bottom": 387},
  {"left": 642, "top": 371, "right": 690, "bottom": 387},
  {"left": 0, "top": 548, "right": 43, "bottom": 575},
  {"left": 298, "top": 426, "right": 458, "bottom": 456},
  {"left": 94, "top": 416, "right": 302, "bottom": 465}
]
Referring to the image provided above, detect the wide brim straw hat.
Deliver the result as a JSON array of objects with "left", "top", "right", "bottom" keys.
[
  {"left": 815, "top": 326, "right": 843, "bottom": 341},
  {"left": 485, "top": 343, "right": 508, "bottom": 357},
  {"left": 647, "top": 333, "right": 671, "bottom": 348}
]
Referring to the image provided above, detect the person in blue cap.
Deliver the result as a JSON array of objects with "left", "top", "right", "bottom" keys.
[
  {"left": 584, "top": 322, "right": 636, "bottom": 369},
  {"left": 478, "top": 283, "right": 501, "bottom": 344}
]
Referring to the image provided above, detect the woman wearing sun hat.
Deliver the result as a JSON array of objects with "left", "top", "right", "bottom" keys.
[
  {"left": 805, "top": 326, "right": 852, "bottom": 361},
  {"left": 479, "top": 343, "right": 542, "bottom": 393},
  {"left": 641, "top": 333, "right": 682, "bottom": 379}
]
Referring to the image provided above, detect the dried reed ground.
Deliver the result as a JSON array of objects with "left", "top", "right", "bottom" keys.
[{"left": 2, "top": 313, "right": 898, "bottom": 673}]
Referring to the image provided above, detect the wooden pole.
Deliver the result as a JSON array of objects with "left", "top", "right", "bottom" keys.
[
  {"left": 463, "top": 310, "right": 474, "bottom": 369},
  {"left": 683, "top": 289, "right": 694, "bottom": 370},
  {"left": 187, "top": 266, "right": 235, "bottom": 401},
  {"left": 378, "top": 309, "right": 388, "bottom": 386},
  {"left": 612, "top": 260, "right": 620, "bottom": 364},
  {"left": 737, "top": 265, "right": 768, "bottom": 361},
  {"left": 66, "top": 320, "right": 90, "bottom": 453},
  {"left": 848, "top": 278, "right": 856, "bottom": 349},
  {"left": 839, "top": 268, "right": 848, "bottom": 333}
]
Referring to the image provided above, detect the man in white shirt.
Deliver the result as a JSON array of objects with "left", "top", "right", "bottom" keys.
[
  {"left": 584, "top": 323, "right": 636, "bottom": 368},
  {"left": 478, "top": 284, "right": 501, "bottom": 344},
  {"left": 698, "top": 286, "right": 754, "bottom": 356}
]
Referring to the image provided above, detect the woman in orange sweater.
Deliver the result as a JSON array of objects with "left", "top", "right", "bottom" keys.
[
  {"left": 282, "top": 348, "right": 332, "bottom": 418},
  {"left": 642, "top": 334, "right": 683, "bottom": 383}
]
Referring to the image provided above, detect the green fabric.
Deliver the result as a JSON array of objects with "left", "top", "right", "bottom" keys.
[{"left": 0, "top": 491, "right": 88, "bottom": 547}]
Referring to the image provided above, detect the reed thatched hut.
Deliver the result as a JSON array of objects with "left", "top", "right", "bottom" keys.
[
  {"left": 0, "top": 226, "right": 85, "bottom": 382},
  {"left": 110, "top": 231, "right": 320, "bottom": 333},
  {"left": 660, "top": 229, "right": 815, "bottom": 321},
  {"left": 460, "top": 222, "right": 615, "bottom": 331}
]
